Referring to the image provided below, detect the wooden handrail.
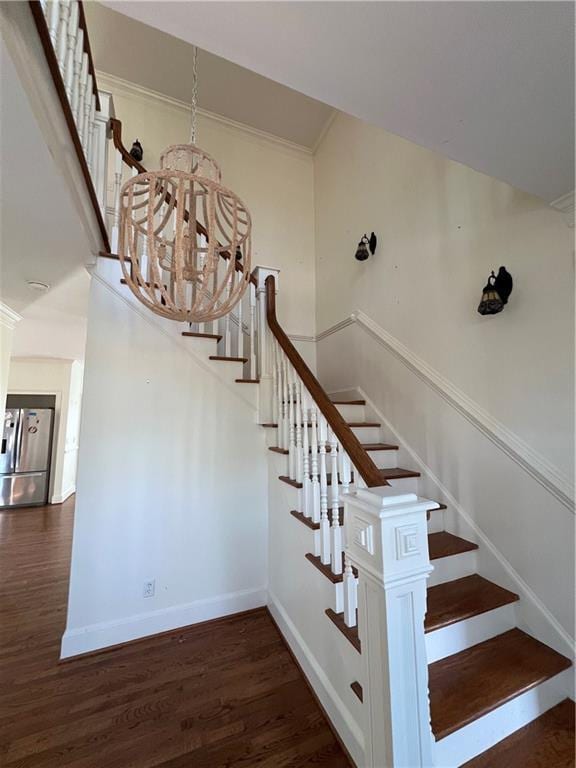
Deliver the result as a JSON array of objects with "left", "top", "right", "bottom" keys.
[
  {"left": 265, "top": 275, "right": 388, "bottom": 488},
  {"left": 108, "top": 118, "right": 257, "bottom": 287},
  {"left": 29, "top": 0, "right": 110, "bottom": 252}
]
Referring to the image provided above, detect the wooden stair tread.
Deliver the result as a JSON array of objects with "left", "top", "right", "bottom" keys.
[
  {"left": 182, "top": 331, "right": 222, "bottom": 341},
  {"left": 425, "top": 575, "right": 519, "bottom": 633},
  {"left": 377, "top": 467, "right": 420, "bottom": 480},
  {"left": 347, "top": 422, "right": 381, "bottom": 427},
  {"left": 290, "top": 508, "right": 343, "bottom": 531},
  {"left": 235, "top": 378, "right": 259, "bottom": 383},
  {"left": 350, "top": 681, "right": 363, "bottom": 702},
  {"left": 429, "top": 628, "right": 572, "bottom": 740},
  {"left": 209, "top": 356, "right": 248, "bottom": 363},
  {"left": 279, "top": 475, "right": 302, "bottom": 489},
  {"left": 462, "top": 698, "right": 575, "bottom": 767},
  {"left": 325, "top": 609, "right": 361, "bottom": 652},
  {"left": 362, "top": 443, "right": 399, "bottom": 451},
  {"left": 428, "top": 531, "right": 478, "bottom": 560},
  {"left": 330, "top": 399, "right": 366, "bottom": 405},
  {"left": 305, "top": 553, "right": 357, "bottom": 584},
  {"left": 278, "top": 474, "right": 354, "bottom": 488},
  {"left": 269, "top": 446, "right": 289, "bottom": 454}
]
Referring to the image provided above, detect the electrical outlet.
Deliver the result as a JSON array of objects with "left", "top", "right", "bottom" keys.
[{"left": 143, "top": 579, "right": 155, "bottom": 598}]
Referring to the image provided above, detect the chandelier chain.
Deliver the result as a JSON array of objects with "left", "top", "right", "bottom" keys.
[{"left": 189, "top": 46, "right": 198, "bottom": 144}]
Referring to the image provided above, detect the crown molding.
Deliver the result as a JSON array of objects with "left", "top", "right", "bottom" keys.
[
  {"left": 97, "top": 71, "right": 313, "bottom": 157},
  {"left": 0, "top": 302, "right": 22, "bottom": 330}
]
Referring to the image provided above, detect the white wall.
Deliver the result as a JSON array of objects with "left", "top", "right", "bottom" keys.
[
  {"left": 99, "top": 73, "right": 317, "bottom": 345},
  {"left": 315, "top": 113, "right": 574, "bottom": 479},
  {"left": 314, "top": 112, "right": 574, "bottom": 637},
  {"left": 8, "top": 358, "right": 83, "bottom": 504},
  {"left": 0, "top": 304, "right": 20, "bottom": 412},
  {"left": 62, "top": 274, "right": 268, "bottom": 657}
]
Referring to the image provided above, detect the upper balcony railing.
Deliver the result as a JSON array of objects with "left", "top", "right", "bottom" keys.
[{"left": 30, "top": 0, "right": 109, "bottom": 250}]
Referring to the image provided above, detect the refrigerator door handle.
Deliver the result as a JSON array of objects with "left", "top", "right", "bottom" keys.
[{"left": 14, "top": 409, "right": 23, "bottom": 473}]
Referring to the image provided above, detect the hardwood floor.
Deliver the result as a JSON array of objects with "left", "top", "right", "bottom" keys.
[{"left": 0, "top": 499, "right": 351, "bottom": 767}]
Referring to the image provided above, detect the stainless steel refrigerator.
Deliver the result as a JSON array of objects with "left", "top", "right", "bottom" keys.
[{"left": 0, "top": 408, "right": 54, "bottom": 507}]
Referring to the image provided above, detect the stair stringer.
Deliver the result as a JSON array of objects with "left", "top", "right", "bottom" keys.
[{"left": 345, "top": 385, "right": 575, "bottom": 683}]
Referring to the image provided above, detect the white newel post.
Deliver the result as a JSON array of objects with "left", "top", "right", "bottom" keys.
[
  {"left": 344, "top": 486, "right": 438, "bottom": 768},
  {"left": 253, "top": 266, "right": 280, "bottom": 423},
  {"left": 91, "top": 90, "right": 115, "bottom": 218}
]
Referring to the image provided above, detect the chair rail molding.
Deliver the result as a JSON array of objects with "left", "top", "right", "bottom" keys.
[
  {"left": 550, "top": 190, "right": 575, "bottom": 227},
  {"left": 317, "top": 310, "right": 574, "bottom": 511}
]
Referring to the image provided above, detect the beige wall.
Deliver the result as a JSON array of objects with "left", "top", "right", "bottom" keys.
[
  {"left": 314, "top": 112, "right": 574, "bottom": 478},
  {"left": 313, "top": 112, "right": 574, "bottom": 638},
  {"left": 100, "top": 73, "right": 316, "bottom": 340},
  {"left": 0, "top": 313, "right": 17, "bottom": 413}
]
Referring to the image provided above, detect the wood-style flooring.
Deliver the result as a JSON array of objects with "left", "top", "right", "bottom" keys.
[{"left": 0, "top": 499, "right": 351, "bottom": 767}]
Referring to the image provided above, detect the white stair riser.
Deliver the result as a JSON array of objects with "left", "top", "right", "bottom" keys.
[
  {"left": 333, "top": 404, "right": 366, "bottom": 422},
  {"left": 365, "top": 448, "right": 399, "bottom": 469},
  {"left": 181, "top": 337, "right": 220, "bottom": 357},
  {"left": 427, "top": 508, "right": 445, "bottom": 534},
  {"left": 350, "top": 426, "right": 382, "bottom": 443},
  {"left": 428, "top": 550, "right": 478, "bottom": 587},
  {"left": 388, "top": 476, "right": 419, "bottom": 493},
  {"left": 434, "top": 669, "right": 572, "bottom": 768},
  {"left": 425, "top": 603, "right": 517, "bottom": 663},
  {"left": 207, "top": 359, "right": 246, "bottom": 379}
]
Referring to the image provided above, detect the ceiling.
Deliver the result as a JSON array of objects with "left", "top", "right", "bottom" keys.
[
  {"left": 102, "top": 1, "right": 574, "bottom": 203},
  {"left": 85, "top": 3, "right": 334, "bottom": 149}
]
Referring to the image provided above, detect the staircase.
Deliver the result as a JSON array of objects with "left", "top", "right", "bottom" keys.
[
  {"left": 98, "top": 127, "right": 574, "bottom": 767},
  {"left": 264, "top": 395, "right": 574, "bottom": 766},
  {"left": 30, "top": 2, "right": 574, "bottom": 762}
]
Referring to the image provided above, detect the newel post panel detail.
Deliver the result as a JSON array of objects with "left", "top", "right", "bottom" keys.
[
  {"left": 253, "top": 266, "right": 280, "bottom": 423},
  {"left": 345, "top": 487, "right": 438, "bottom": 768}
]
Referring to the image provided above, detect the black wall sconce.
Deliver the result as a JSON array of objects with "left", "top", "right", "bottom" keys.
[
  {"left": 355, "top": 232, "right": 377, "bottom": 261},
  {"left": 130, "top": 139, "right": 143, "bottom": 162},
  {"left": 477, "top": 266, "right": 513, "bottom": 315}
]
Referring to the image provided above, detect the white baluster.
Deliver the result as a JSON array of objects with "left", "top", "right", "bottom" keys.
[
  {"left": 48, "top": 0, "right": 61, "bottom": 46},
  {"left": 281, "top": 353, "right": 289, "bottom": 451},
  {"left": 301, "top": 384, "right": 311, "bottom": 519},
  {"left": 271, "top": 341, "right": 279, "bottom": 428},
  {"left": 111, "top": 148, "right": 123, "bottom": 252},
  {"left": 295, "top": 376, "right": 303, "bottom": 484},
  {"left": 287, "top": 365, "right": 296, "bottom": 480},
  {"left": 63, "top": 0, "right": 77, "bottom": 101},
  {"left": 343, "top": 555, "right": 357, "bottom": 627},
  {"left": 249, "top": 282, "right": 256, "bottom": 379},
  {"left": 329, "top": 428, "right": 342, "bottom": 575},
  {"left": 236, "top": 273, "right": 243, "bottom": 361},
  {"left": 223, "top": 295, "right": 231, "bottom": 357},
  {"left": 81, "top": 72, "right": 92, "bottom": 151},
  {"left": 310, "top": 408, "right": 320, "bottom": 524},
  {"left": 87, "top": 94, "right": 96, "bottom": 174},
  {"left": 340, "top": 444, "right": 352, "bottom": 496},
  {"left": 76, "top": 52, "right": 88, "bottom": 142},
  {"left": 319, "top": 414, "right": 330, "bottom": 565},
  {"left": 56, "top": 0, "right": 70, "bottom": 72},
  {"left": 71, "top": 26, "right": 83, "bottom": 123}
]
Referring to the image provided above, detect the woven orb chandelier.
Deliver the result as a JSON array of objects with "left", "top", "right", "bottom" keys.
[{"left": 118, "top": 48, "right": 252, "bottom": 323}]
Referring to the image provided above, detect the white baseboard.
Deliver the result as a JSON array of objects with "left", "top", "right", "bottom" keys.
[
  {"left": 51, "top": 486, "right": 75, "bottom": 504},
  {"left": 267, "top": 590, "right": 365, "bottom": 767},
  {"left": 61, "top": 586, "right": 267, "bottom": 658}
]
